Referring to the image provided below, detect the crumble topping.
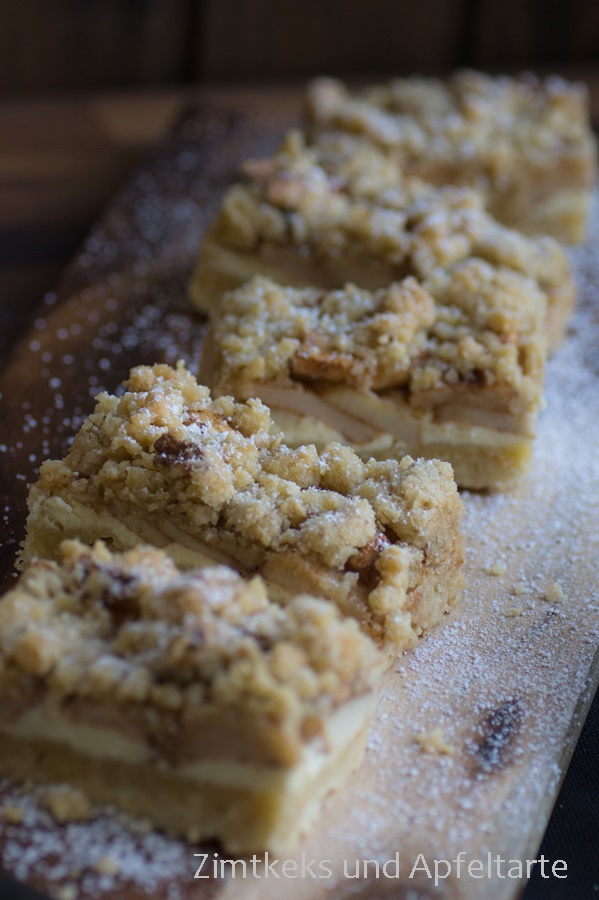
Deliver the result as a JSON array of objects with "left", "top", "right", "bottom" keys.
[
  {"left": 26, "top": 363, "right": 461, "bottom": 572},
  {"left": 1, "top": 541, "right": 382, "bottom": 730},
  {"left": 211, "top": 130, "right": 571, "bottom": 292},
  {"left": 22, "top": 364, "right": 463, "bottom": 645},
  {"left": 306, "top": 70, "right": 595, "bottom": 177},
  {"left": 210, "top": 273, "right": 545, "bottom": 410},
  {"left": 242, "top": 128, "right": 425, "bottom": 208}
]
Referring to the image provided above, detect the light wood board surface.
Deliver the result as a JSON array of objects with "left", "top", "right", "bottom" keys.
[{"left": 0, "top": 98, "right": 598, "bottom": 900}]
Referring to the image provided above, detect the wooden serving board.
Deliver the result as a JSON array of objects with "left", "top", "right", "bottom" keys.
[{"left": 0, "top": 100, "right": 598, "bottom": 900}]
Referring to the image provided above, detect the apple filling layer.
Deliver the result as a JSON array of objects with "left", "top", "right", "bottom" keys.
[
  {"left": 305, "top": 70, "right": 597, "bottom": 243},
  {"left": 20, "top": 363, "right": 464, "bottom": 652},
  {"left": 189, "top": 130, "right": 575, "bottom": 349},
  {"left": 0, "top": 541, "right": 383, "bottom": 852},
  {"left": 206, "top": 273, "right": 546, "bottom": 490}
]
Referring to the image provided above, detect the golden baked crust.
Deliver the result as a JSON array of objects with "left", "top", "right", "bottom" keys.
[
  {"left": 0, "top": 541, "right": 382, "bottom": 851},
  {"left": 20, "top": 363, "right": 464, "bottom": 650},
  {"left": 189, "top": 131, "right": 574, "bottom": 347},
  {"left": 305, "top": 70, "right": 597, "bottom": 242}
]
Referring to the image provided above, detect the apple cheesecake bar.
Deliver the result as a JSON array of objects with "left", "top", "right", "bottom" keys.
[
  {"left": 189, "top": 131, "right": 575, "bottom": 349},
  {"left": 0, "top": 540, "right": 383, "bottom": 852},
  {"left": 305, "top": 70, "right": 597, "bottom": 243},
  {"left": 19, "top": 362, "right": 464, "bottom": 652},
  {"left": 204, "top": 272, "right": 545, "bottom": 491}
]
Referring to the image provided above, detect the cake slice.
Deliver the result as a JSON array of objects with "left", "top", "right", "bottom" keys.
[
  {"left": 0, "top": 540, "right": 383, "bottom": 852},
  {"left": 204, "top": 271, "right": 546, "bottom": 491},
  {"left": 189, "top": 131, "right": 575, "bottom": 349},
  {"left": 19, "top": 363, "right": 464, "bottom": 652},
  {"left": 305, "top": 70, "right": 597, "bottom": 243}
]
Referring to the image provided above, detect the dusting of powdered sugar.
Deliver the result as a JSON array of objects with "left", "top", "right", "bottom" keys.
[
  {"left": 0, "top": 781, "right": 196, "bottom": 899},
  {"left": 292, "top": 199, "right": 599, "bottom": 899},
  {"left": 0, "top": 105, "right": 598, "bottom": 900}
]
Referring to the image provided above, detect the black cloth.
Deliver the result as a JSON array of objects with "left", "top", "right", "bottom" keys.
[{"left": 524, "top": 687, "right": 599, "bottom": 899}]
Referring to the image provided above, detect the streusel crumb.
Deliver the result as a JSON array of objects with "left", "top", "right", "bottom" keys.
[
  {"left": 210, "top": 274, "right": 545, "bottom": 410},
  {"left": 21, "top": 363, "right": 464, "bottom": 646},
  {"left": 543, "top": 582, "right": 564, "bottom": 603},
  {"left": 306, "top": 71, "right": 594, "bottom": 187},
  {"left": 4, "top": 541, "right": 382, "bottom": 732},
  {"left": 213, "top": 130, "right": 571, "bottom": 294},
  {"left": 33, "top": 363, "right": 450, "bottom": 566}
]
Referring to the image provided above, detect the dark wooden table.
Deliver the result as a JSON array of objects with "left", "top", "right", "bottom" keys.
[{"left": 0, "top": 76, "right": 598, "bottom": 900}]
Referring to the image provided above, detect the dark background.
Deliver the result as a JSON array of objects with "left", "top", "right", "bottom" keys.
[
  {"left": 0, "top": 0, "right": 598, "bottom": 93},
  {"left": 0, "top": 1, "right": 597, "bottom": 897}
]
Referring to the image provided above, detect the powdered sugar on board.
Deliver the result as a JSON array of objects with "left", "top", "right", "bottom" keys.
[
  {"left": 0, "top": 781, "right": 194, "bottom": 900},
  {"left": 0, "top": 104, "right": 598, "bottom": 900}
]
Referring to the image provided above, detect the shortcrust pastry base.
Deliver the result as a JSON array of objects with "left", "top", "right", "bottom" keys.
[{"left": 0, "top": 714, "right": 371, "bottom": 853}]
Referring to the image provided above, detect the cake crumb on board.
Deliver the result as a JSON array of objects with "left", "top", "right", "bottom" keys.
[
  {"left": 92, "top": 854, "right": 120, "bottom": 876},
  {"left": 415, "top": 727, "right": 455, "bottom": 756},
  {"left": 544, "top": 582, "right": 565, "bottom": 603},
  {"left": 54, "top": 885, "right": 78, "bottom": 900},
  {"left": 1, "top": 804, "right": 24, "bottom": 824},
  {"left": 41, "top": 786, "right": 91, "bottom": 824}
]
